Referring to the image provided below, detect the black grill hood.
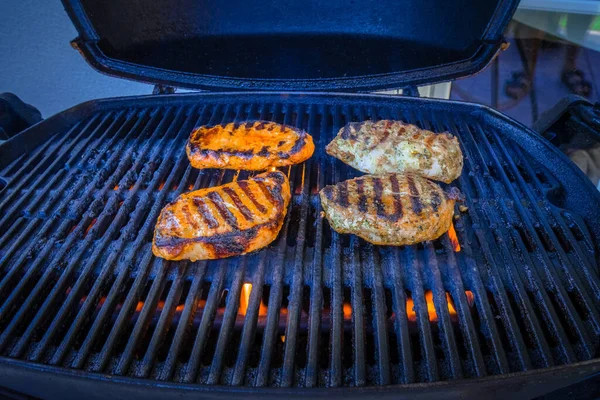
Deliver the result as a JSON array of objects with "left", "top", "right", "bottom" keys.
[{"left": 62, "top": 0, "right": 519, "bottom": 91}]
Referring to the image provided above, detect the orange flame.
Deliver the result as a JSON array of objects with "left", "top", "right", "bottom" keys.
[
  {"left": 343, "top": 303, "right": 352, "bottom": 320},
  {"left": 113, "top": 185, "right": 119, "bottom": 190},
  {"left": 158, "top": 181, "right": 165, "bottom": 191},
  {"left": 239, "top": 283, "right": 268, "bottom": 316},
  {"left": 85, "top": 218, "right": 97, "bottom": 235},
  {"left": 448, "top": 222, "right": 461, "bottom": 252},
  {"left": 405, "top": 290, "right": 473, "bottom": 322},
  {"left": 188, "top": 184, "right": 195, "bottom": 191}
]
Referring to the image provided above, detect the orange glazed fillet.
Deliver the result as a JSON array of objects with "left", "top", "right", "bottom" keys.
[
  {"left": 186, "top": 121, "right": 314, "bottom": 170},
  {"left": 152, "top": 171, "right": 291, "bottom": 261}
]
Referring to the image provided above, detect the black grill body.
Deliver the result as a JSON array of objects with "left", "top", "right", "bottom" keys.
[{"left": 1, "top": 92, "right": 600, "bottom": 399}]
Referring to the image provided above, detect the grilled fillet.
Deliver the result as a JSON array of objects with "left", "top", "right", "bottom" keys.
[
  {"left": 152, "top": 171, "right": 291, "bottom": 261},
  {"left": 320, "top": 174, "right": 461, "bottom": 246},
  {"left": 186, "top": 121, "right": 314, "bottom": 170},
  {"left": 326, "top": 120, "right": 463, "bottom": 183}
]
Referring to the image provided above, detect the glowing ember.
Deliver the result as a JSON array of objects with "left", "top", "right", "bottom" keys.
[
  {"left": 448, "top": 222, "right": 461, "bottom": 252},
  {"left": 280, "top": 335, "right": 286, "bottom": 343},
  {"left": 188, "top": 184, "right": 194, "bottom": 191},
  {"left": 158, "top": 181, "right": 165, "bottom": 191},
  {"left": 113, "top": 185, "right": 119, "bottom": 190}
]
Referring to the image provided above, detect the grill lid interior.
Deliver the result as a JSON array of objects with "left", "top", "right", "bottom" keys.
[{"left": 62, "top": 0, "right": 519, "bottom": 91}]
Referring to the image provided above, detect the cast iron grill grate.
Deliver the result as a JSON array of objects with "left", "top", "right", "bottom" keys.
[{"left": 0, "top": 95, "right": 599, "bottom": 388}]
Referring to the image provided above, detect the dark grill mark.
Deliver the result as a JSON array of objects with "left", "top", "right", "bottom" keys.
[
  {"left": 426, "top": 180, "right": 442, "bottom": 212},
  {"left": 238, "top": 181, "right": 266, "bottom": 214},
  {"left": 277, "top": 152, "right": 291, "bottom": 159},
  {"left": 245, "top": 121, "right": 256, "bottom": 129},
  {"left": 340, "top": 122, "right": 360, "bottom": 140},
  {"left": 356, "top": 179, "right": 367, "bottom": 213},
  {"left": 257, "top": 146, "right": 270, "bottom": 157},
  {"left": 389, "top": 174, "right": 404, "bottom": 220},
  {"left": 372, "top": 177, "right": 387, "bottom": 218},
  {"left": 196, "top": 148, "right": 254, "bottom": 160},
  {"left": 337, "top": 181, "right": 349, "bottom": 208},
  {"left": 192, "top": 197, "right": 219, "bottom": 229},
  {"left": 255, "top": 121, "right": 266, "bottom": 130},
  {"left": 289, "top": 135, "right": 307, "bottom": 155},
  {"left": 322, "top": 186, "right": 334, "bottom": 201},
  {"left": 256, "top": 181, "right": 277, "bottom": 207},
  {"left": 278, "top": 140, "right": 285, "bottom": 147},
  {"left": 181, "top": 204, "right": 200, "bottom": 230},
  {"left": 406, "top": 176, "right": 424, "bottom": 215},
  {"left": 223, "top": 187, "right": 254, "bottom": 222},
  {"left": 207, "top": 191, "right": 238, "bottom": 229},
  {"left": 431, "top": 192, "right": 441, "bottom": 212}
]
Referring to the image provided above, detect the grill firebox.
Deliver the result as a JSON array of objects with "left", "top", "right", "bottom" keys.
[{"left": 1, "top": 93, "right": 600, "bottom": 395}]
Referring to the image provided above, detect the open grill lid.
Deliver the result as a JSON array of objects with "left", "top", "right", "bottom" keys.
[{"left": 62, "top": 0, "right": 519, "bottom": 92}]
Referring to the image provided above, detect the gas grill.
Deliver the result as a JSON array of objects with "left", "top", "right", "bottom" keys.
[{"left": 2, "top": 1, "right": 600, "bottom": 399}]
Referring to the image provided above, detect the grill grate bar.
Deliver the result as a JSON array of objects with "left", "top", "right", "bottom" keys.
[
  {"left": 304, "top": 104, "right": 325, "bottom": 388},
  {"left": 426, "top": 243, "right": 463, "bottom": 379},
  {"left": 138, "top": 262, "right": 187, "bottom": 378},
  {"left": 254, "top": 103, "right": 293, "bottom": 387},
  {"left": 0, "top": 109, "right": 155, "bottom": 354},
  {"left": 281, "top": 105, "right": 311, "bottom": 387},
  {"left": 113, "top": 257, "right": 169, "bottom": 375},
  {"left": 369, "top": 247, "right": 392, "bottom": 384},
  {"left": 441, "top": 235, "right": 488, "bottom": 377},
  {"left": 207, "top": 258, "right": 247, "bottom": 384},
  {"left": 11, "top": 107, "right": 173, "bottom": 359},
  {"left": 327, "top": 104, "right": 344, "bottom": 388},
  {"left": 404, "top": 245, "right": 439, "bottom": 382}
]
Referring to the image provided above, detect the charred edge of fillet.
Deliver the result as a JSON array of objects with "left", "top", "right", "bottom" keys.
[
  {"left": 356, "top": 179, "right": 367, "bottom": 213},
  {"left": 192, "top": 197, "right": 219, "bottom": 229},
  {"left": 406, "top": 175, "right": 424, "bottom": 215},
  {"left": 260, "top": 171, "right": 286, "bottom": 185},
  {"left": 445, "top": 187, "right": 464, "bottom": 202},
  {"left": 222, "top": 187, "right": 254, "bottom": 221},
  {"left": 336, "top": 181, "right": 349, "bottom": 208},
  {"left": 238, "top": 181, "right": 267, "bottom": 214},
  {"left": 154, "top": 218, "right": 282, "bottom": 258},
  {"left": 206, "top": 191, "right": 239, "bottom": 228}
]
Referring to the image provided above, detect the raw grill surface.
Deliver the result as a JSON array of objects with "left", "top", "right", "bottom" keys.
[{"left": 1, "top": 93, "right": 600, "bottom": 391}]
